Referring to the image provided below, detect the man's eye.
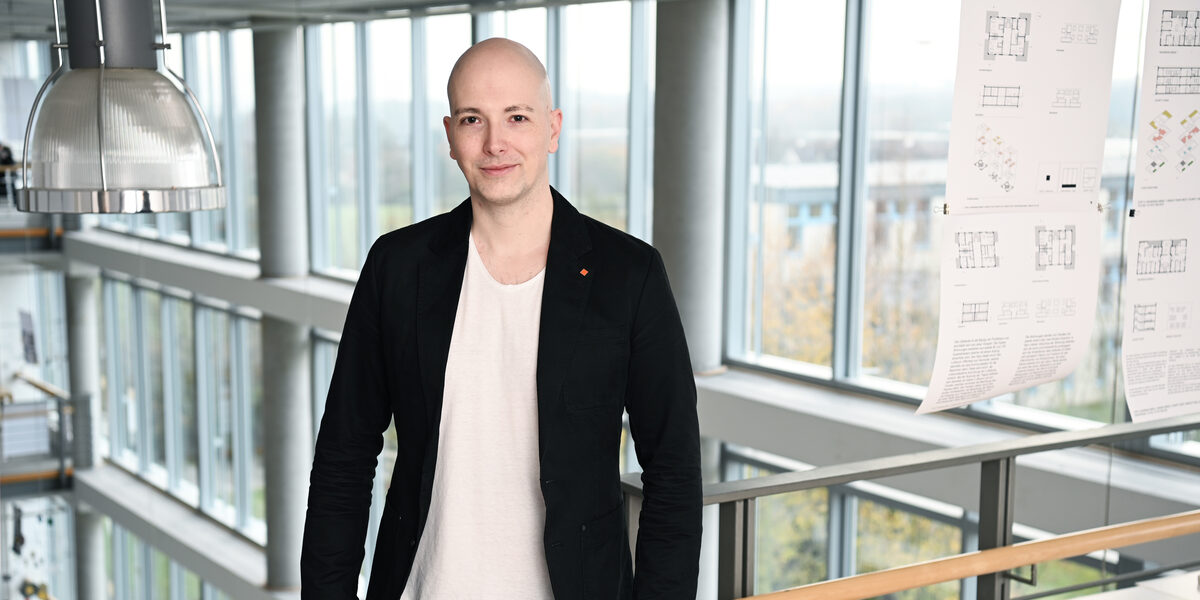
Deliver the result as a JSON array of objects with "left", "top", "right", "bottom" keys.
[
  {"left": 512, "top": 115, "right": 526, "bottom": 122},
  {"left": 462, "top": 116, "right": 479, "bottom": 125}
]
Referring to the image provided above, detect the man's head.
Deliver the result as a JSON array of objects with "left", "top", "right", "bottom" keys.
[{"left": 444, "top": 38, "right": 562, "bottom": 208}]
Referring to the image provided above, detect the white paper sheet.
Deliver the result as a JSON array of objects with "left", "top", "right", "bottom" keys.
[
  {"left": 920, "top": 211, "right": 1101, "bottom": 413},
  {"left": 945, "top": 0, "right": 1121, "bottom": 215},
  {"left": 1123, "top": 0, "right": 1200, "bottom": 422},
  {"left": 921, "top": 0, "right": 1120, "bottom": 413}
]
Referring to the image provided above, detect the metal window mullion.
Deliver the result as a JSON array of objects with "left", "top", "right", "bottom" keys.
[
  {"left": 626, "top": 0, "right": 652, "bottom": 241},
  {"left": 472, "top": 10, "right": 497, "bottom": 43},
  {"left": 831, "top": 0, "right": 868, "bottom": 380},
  {"left": 231, "top": 315, "right": 252, "bottom": 530},
  {"left": 357, "top": 21, "right": 376, "bottom": 262},
  {"left": 546, "top": 6, "right": 570, "bottom": 193},
  {"left": 724, "top": 0, "right": 753, "bottom": 363},
  {"left": 182, "top": 33, "right": 207, "bottom": 245},
  {"left": 195, "top": 306, "right": 214, "bottom": 512},
  {"left": 306, "top": 26, "right": 330, "bottom": 272},
  {"left": 142, "top": 540, "right": 154, "bottom": 600},
  {"left": 411, "top": 17, "right": 432, "bottom": 222},
  {"left": 220, "top": 30, "right": 239, "bottom": 251},
  {"left": 134, "top": 287, "right": 153, "bottom": 475}
]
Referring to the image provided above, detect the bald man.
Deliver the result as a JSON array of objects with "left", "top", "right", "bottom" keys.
[{"left": 301, "top": 38, "right": 702, "bottom": 599}]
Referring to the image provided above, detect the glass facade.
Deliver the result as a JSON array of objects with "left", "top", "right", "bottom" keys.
[{"left": 5, "top": 1, "right": 1197, "bottom": 598}]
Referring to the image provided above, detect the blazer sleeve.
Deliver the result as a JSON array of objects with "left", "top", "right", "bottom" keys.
[
  {"left": 625, "top": 248, "right": 703, "bottom": 599},
  {"left": 301, "top": 244, "right": 394, "bottom": 598}
]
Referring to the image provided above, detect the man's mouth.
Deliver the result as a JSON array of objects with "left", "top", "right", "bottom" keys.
[{"left": 480, "top": 164, "right": 517, "bottom": 176}]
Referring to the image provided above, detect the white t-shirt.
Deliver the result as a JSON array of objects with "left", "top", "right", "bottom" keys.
[{"left": 400, "top": 234, "right": 555, "bottom": 599}]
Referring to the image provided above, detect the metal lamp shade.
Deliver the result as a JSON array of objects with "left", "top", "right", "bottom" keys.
[{"left": 18, "top": 67, "right": 225, "bottom": 214}]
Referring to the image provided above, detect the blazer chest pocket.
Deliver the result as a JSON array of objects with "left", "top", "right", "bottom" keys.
[{"left": 565, "top": 328, "right": 629, "bottom": 412}]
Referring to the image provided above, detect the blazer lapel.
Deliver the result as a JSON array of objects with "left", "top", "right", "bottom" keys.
[
  {"left": 416, "top": 200, "right": 471, "bottom": 435},
  {"left": 536, "top": 188, "right": 594, "bottom": 456}
]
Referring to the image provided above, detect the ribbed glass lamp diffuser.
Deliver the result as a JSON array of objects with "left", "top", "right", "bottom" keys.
[{"left": 18, "top": 67, "right": 225, "bottom": 213}]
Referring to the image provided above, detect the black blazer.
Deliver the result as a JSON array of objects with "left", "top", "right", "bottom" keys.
[{"left": 301, "top": 188, "right": 702, "bottom": 599}]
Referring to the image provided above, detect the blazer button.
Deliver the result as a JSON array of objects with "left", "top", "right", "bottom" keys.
[
  {"left": 409, "top": 539, "right": 416, "bottom": 547},
  {"left": 580, "top": 524, "right": 587, "bottom": 532}
]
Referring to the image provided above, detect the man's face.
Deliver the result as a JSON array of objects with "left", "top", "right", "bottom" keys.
[{"left": 443, "top": 52, "right": 562, "bottom": 208}]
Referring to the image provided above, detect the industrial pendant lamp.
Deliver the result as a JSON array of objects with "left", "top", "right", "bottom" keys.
[{"left": 17, "top": 0, "right": 224, "bottom": 213}]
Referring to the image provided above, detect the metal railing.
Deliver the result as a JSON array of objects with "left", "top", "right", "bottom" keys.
[
  {"left": 0, "top": 373, "right": 72, "bottom": 492},
  {"left": 620, "top": 412, "right": 1200, "bottom": 600}
]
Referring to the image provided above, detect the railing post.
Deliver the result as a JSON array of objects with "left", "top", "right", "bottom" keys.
[
  {"left": 979, "top": 457, "right": 1016, "bottom": 600},
  {"left": 718, "top": 498, "right": 757, "bottom": 600}
]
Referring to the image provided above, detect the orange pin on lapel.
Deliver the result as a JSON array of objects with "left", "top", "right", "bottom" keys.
[{"left": 580, "top": 268, "right": 589, "bottom": 277}]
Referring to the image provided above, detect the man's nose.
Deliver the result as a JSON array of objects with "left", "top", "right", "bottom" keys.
[{"left": 484, "top": 122, "right": 506, "bottom": 155}]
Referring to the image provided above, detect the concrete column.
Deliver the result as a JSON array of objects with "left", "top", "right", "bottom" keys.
[
  {"left": 253, "top": 24, "right": 312, "bottom": 590},
  {"left": 254, "top": 25, "right": 309, "bottom": 280},
  {"left": 652, "top": 0, "right": 728, "bottom": 373},
  {"left": 66, "top": 268, "right": 107, "bottom": 600},
  {"left": 260, "top": 315, "right": 311, "bottom": 590}
]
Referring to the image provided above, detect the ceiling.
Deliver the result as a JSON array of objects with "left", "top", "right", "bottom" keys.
[{"left": 0, "top": 0, "right": 559, "bottom": 41}]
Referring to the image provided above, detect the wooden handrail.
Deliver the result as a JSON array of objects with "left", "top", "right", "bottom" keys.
[
  {"left": 750, "top": 509, "right": 1200, "bottom": 599},
  {"left": 12, "top": 371, "right": 71, "bottom": 401}
]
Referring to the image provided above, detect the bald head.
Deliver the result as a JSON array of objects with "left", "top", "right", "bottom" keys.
[{"left": 447, "top": 38, "right": 553, "bottom": 111}]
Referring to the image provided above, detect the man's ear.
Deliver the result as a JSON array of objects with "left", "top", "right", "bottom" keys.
[
  {"left": 443, "top": 115, "right": 457, "bottom": 160},
  {"left": 548, "top": 108, "right": 563, "bottom": 154}
]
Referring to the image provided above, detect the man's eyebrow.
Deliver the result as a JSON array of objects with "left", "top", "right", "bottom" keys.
[{"left": 451, "top": 105, "right": 536, "bottom": 117}]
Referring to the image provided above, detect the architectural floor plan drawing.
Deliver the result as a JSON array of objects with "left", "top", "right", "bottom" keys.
[
  {"left": 1035, "top": 297, "right": 1078, "bottom": 319},
  {"left": 1035, "top": 225, "right": 1077, "bottom": 270},
  {"left": 1061, "top": 23, "right": 1100, "bottom": 44},
  {"left": 1160, "top": 10, "right": 1199, "bottom": 46},
  {"left": 1133, "top": 303, "right": 1158, "bottom": 332},
  {"left": 961, "top": 302, "right": 990, "bottom": 324},
  {"left": 985, "top": 12, "right": 1031, "bottom": 60},
  {"left": 1137, "top": 239, "right": 1189, "bottom": 274},
  {"left": 1051, "top": 88, "right": 1082, "bottom": 108},
  {"left": 998, "top": 300, "right": 1030, "bottom": 321},
  {"left": 956, "top": 231, "right": 1000, "bottom": 268},
  {"left": 974, "top": 124, "right": 1017, "bottom": 192},
  {"left": 1156, "top": 66, "right": 1200, "bottom": 94},
  {"left": 981, "top": 85, "right": 1021, "bottom": 107},
  {"left": 1037, "top": 162, "right": 1099, "bottom": 191},
  {"left": 1167, "top": 303, "right": 1191, "bottom": 331}
]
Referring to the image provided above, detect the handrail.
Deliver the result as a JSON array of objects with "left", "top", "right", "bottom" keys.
[
  {"left": 748, "top": 509, "right": 1200, "bottom": 600},
  {"left": 620, "top": 412, "right": 1200, "bottom": 503},
  {"left": 12, "top": 371, "right": 71, "bottom": 401}
]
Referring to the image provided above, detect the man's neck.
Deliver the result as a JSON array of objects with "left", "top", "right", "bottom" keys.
[{"left": 469, "top": 187, "right": 553, "bottom": 260}]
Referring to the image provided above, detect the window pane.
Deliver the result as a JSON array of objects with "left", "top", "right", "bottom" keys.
[
  {"left": 113, "top": 281, "right": 140, "bottom": 464},
  {"left": 230, "top": 29, "right": 258, "bottom": 253},
  {"left": 143, "top": 289, "right": 167, "bottom": 471},
  {"left": 562, "top": 1, "right": 630, "bottom": 230},
  {"left": 174, "top": 299, "right": 200, "bottom": 496},
  {"left": 855, "top": 499, "right": 960, "bottom": 600},
  {"left": 189, "top": 31, "right": 229, "bottom": 249},
  {"left": 737, "top": 0, "right": 844, "bottom": 369},
  {"left": 756, "top": 486, "right": 829, "bottom": 592},
  {"left": 313, "top": 22, "right": 362, "bottom": 271},
  {"left": 205, "top": 308, "right": 236, "bottom": 522},
  {"left": 426, "top": 14, "right": 472, "bottom": 215},
  {"left": 370, "top": 19, "right": 414, "bottom": 237},
  {"left": 151, "top": 548, "right": 170, "bottom": 599},
  {"left": 858, "top": 0, "right": 958, "bottom": 385},
  {"left": 246, "top": 318, "right": 266, "bottom": 525}
]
